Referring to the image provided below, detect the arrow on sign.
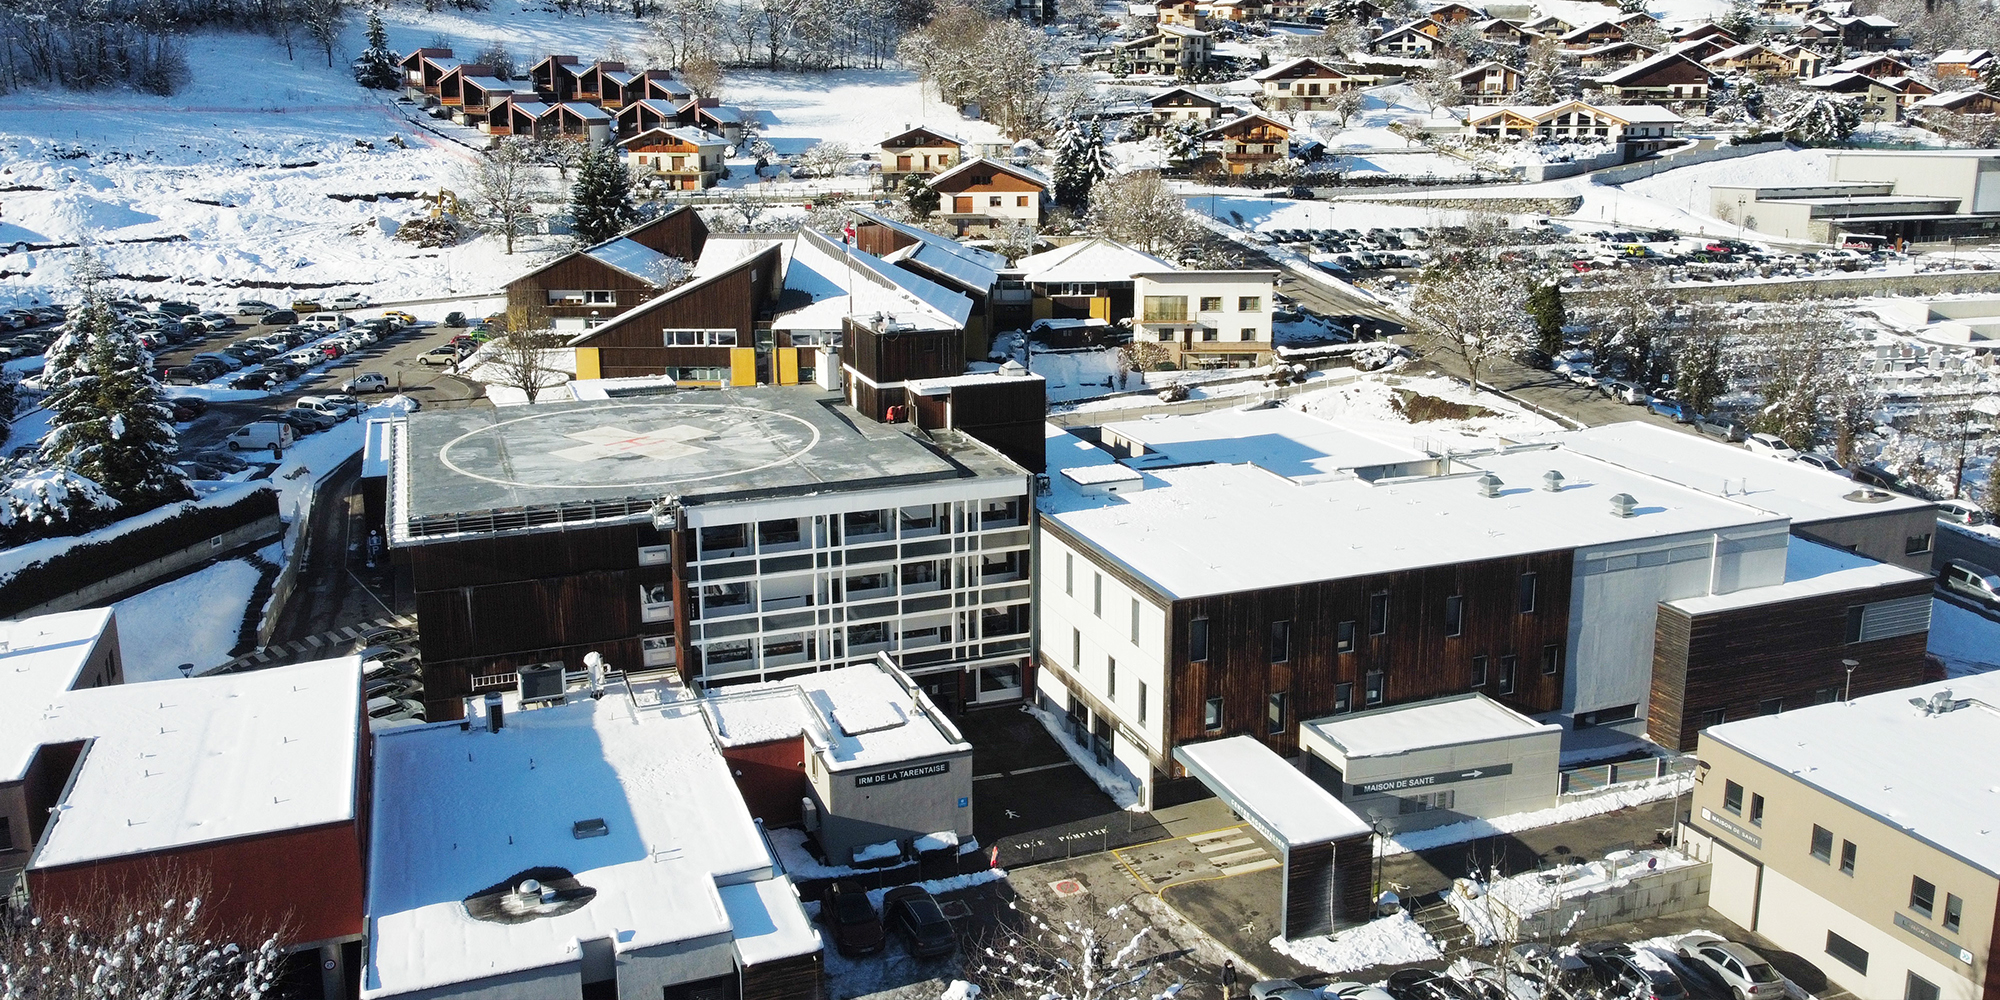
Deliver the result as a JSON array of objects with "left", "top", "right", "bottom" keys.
[{"left": 1461, "top": 769, "right": 1484, "bottom": 779}]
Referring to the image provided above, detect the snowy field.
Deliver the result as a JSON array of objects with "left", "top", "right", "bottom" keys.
[
  {"left": 112, "top": 556, "right": 261, "bottom": 681},
  {"left": 1292, "top": 373, "right": 1563, "bottom": 452}
]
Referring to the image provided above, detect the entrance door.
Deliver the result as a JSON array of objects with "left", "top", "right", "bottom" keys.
[{"left": 918, "top": 672, "right": 962, "bottom": 714}]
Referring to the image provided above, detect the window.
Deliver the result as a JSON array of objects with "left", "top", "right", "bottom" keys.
[
  {"left": 1142, "top": 295, "right": 1189, "bottom": 321},
  {"left": 1723, "top": 780, "right": 1744, "bottom": 814},
  {"left": 1238, "top": 295, "right": 1262, "bottom": 311},
  {"left": 1906, "top": 973, "right": 1941, "bottom": 1000},
  {"left": 1368, "top": 592, "right": 1389, "bottom": 635},
  {"left": 1702, "top": 708, "right": 1728, "bottom": 727},
  {"left": 1131, "top": 599, "right": 1142, "bottom": 644},
  {"left": 1016, "top": 195, "right": 1029, "bottom": 207},
  {"left": 699, "top": 524, "right": 750, "bottom": 557},
  {"left": 988, "top": 195, "right": 1002, "bottom": 207},
  {"left": 1944, "top": 893, "right": 1962, "bottom": 933},
  {"left": 1107, "top": 657, "right": 1117, "bottom": 699},
  {"left": 1840, "top": 840, "right": 1856, "bottom": 875},
  {"left": 1189, "top": 617, "right": 1209, "bottom": 662},
  {"left": 1750, "top": 793, "right": 1765, "bottom": 826},
  {"left": 1270, "top": 620, "right": 1291, "bottom": 662},
  {"left": 1911, "top": 876, "right": 1935, "bottom": 918},
  {"left": 1759, "top": 697, "right": 1786, "bottom": 715},
  {"left": 1364, "top": 670, "right": 1384, "bottom": 705},
  {"left": 1199, "top": 296, "right": 1223, "bottom": 311},
  {"left": 1518, "top": 572, "right": 1538, "bottom": 614},
  {"left": 1072, "top": 628, "right": 1081, "bottom": 669},
  {"left": 1064, "top": 552, "right": 1073, "bottom": 595},
  {"left": 1444, "top": 596, "right": 1464, "bottom": 637},
  {"left": 1335, "top": 682, "right": 1353, "bottom": 713},
  {"left": 0, "top": 815, "right": 9, "bottom": 850},
  {"left": 757, "top": 518, "right": 801, "bottom": 548},
  {"left": 1093, "top": 573, "right": 1103, "bottom": 616},
  {"left": 663, "top": 328, "right": 739, "bottom": 346},
  {"left": 1204, "top": 697, "right": 1223, "bottom": 731},
  {"left": 1824, "top": 931, "right": 1868, "bottom": 975},
  {"left": 1240, "top": 327, "right": 1257, "bottom": 341},
  {"left": 1200, "top": 328, "right": 1219, "bottom": 342},
  {"left": 1051, "top": 282, "right": 1097, "bottom": 297},
  {"left": 1337, "top": 620, "right": 1356, "bottom": 653},
  {"left": 1846, "top": 605, "right": 1866, "bottom": 643},
  {"left": 1906, "top": 533, "right": 1933, "bottom": 555},
  {"left": 1813, "top": 686, "right": 1840, "bottom": 704},
  {"left": 1471, "top": 655, "right": 1488, "bottom": 687},
  {"left": 1268, "top": 692, "right": 1288, "bottom": 734},
  {"left": 1399, "top": 789, "right": 1455, "bottom": 814},
  {"left": 1811, "top": 824, "right": 1833, "bottom": 862},
  {"left": 1542, "top": 643, "right": 1562, "bottom": 675},
  {"left": 1498, "top": 655, "right": 1517, "bottom": 695},
  {"left": 844, "top": 509, "right": 888, "bottom": 539}
]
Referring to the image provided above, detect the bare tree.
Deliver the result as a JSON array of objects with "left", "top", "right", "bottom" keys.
[
  {"left": 1087, "top": 170, "right": 1193, "bottom": 255},
  {"left": 1327, "top": 87, "right": 1366, "bottom": 128},
  {"left": 300, "top": 0, "right": 346, "bottom": 66},
  {"left": 799, "top": 140, "right": 851, "bottom": 180},
  {"left": 1409, "top": 241, "right": 1535, "bottom": 392},
  {"left": 680, "top": 48, "right": 725, "bottom": 100},
  {"left": 961, "top": 892, "right": 1176, "bottom": 1000},
  {"left": 1745, "top": 301, "right": 1856, "bottom": 452},
  {"left": 488, "top": 304, "right": 570, "bottom": 403},
  {"left": 473, "top": 41, "right": 516, "bottom": 79},
  {"left": 465, "top": 139, "right": 546, "bottom": 254}
]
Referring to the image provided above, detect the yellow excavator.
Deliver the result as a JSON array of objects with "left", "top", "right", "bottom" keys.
[{"left": 428, "top": 188, "right": 460, "bottom": 219}]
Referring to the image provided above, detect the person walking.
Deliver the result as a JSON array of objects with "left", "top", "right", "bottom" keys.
[{"left": 1220, "top": 959, "right": 1237, "bottom": 998}]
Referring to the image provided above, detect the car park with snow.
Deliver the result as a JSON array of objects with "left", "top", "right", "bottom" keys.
[
  {"left": 419, "top": 345, "right": 460, "bottom": 366},
  {"left": 1672, "top": 933, "right": 1790, "bottom": 1000},
  {"left": 1576, "top": 942, "right": 1688, "bottom": 1000},
  {"left": 342, "top": 372, "right": 391, "bottom": 394},
  {"left": 880, "top": 886, "right": 955, "bottom": 958},
  {"left": 818, "top": 879, "right": 884, "bottom": 957},
  {"left": 1744, "top": 433, "right": 1799, "bottom": 460},
  {"left": 328, "top": 293, "right": 370, "bottom": 310}
]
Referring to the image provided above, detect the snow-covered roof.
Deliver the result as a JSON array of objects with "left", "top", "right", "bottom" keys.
[
  {"left": 364, "top": 687, "right": 817, "bottom": 998},
  {"left": 503, "top": 99, "right": 554, "bottom": 118},
  {"left": 1102, "top": 405, "right": 1426, "bottom": 477},
  {"left": 1012, "top": 237, "right": 1175, "bottom": 284},
  {"left": 1705, "top": 41, "right": 1781, "bottom": 62},
  {"left": 701, "top": 661, "right": 969, "bottom": 769},
  {"left": 1937, "top": 48, "right": 1993, "bottom": 64},
  {"left": 882, "top": 124, "right": 965, "bottom": 146},
  {"left": 1545, "top": 421, "right": 1934, "bottom": 525},
  {"left": 1667, "top": 536, "right": 1927, "bottom": 614},
  {"left": 1251, "top": 56, "right": 1348, "bottom": 81},
  {"left": 692, "top": 233, "right": 791, "bottom": 279},
  {"left": 1303, "top": 693, "right": 1561, "bottom": 759},
  {"left": 698, "top": 104, "right": 746, "bottom": 124},
  {"left": 1832, "top": 53, "right": 1907, "bottom": 72},
  {"left": 852, "top": 209, "right": 1007, "bottom": 291},
  {"left": 1596, "top": 50, "right": 1710, "bottom": 84},
  {"left": 1705, "top": 670, "right": 2000, "bottom": 877},
  {"left": 559, "top": 102, "right": 612, "bottom": 122},
  {"left": 1173, "top": 736, "right": 1371, "bottom": 846},
  {"left": 583, "top": 237, "right": 687, "bottom": 286},
  {"left": 6, "top": 656, "right": 361, "bottom": 869},
  {"left": 774, "top": 229, "right": 972, "bottom": 333},
  {"left": 929, "top": 156, "right": 1051, "bottom": 192},
  {"left": 461, "top": 76, "right": 514, "bottom": 93},
  {"left": 1914, "top": 89, "right": 1997, "bottom": 108},
  {"left": 1803, "top": 71, "right": 1887, "bottom": 91},
  {"left": 1041, "top": 418, "right": 1785, "bottom": 600},
  {"left": 0, "top": 608, "right": 115, "bottom": 735}
]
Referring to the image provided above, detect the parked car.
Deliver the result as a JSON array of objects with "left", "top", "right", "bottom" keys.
[
  {"left": 176, "top": 458, "right": 234, "bottom": 480},
  {"left": 1646, "top": 398, "right": 1693, "bottom": 423},
  {"left": 194, "top": 310, "right": 235, "bottom": 331},
  {"left": 224, "top": 421, "right": 295, "bottom": 453},
  {"left": 1384, "top": 969, "right": 1475, "bottom": 1000},
  {"left": 163, "top": 365, "right": 214, "bottom": 385},
  {"left": 1600, "top": 380, "right": 1646, "bottom": 404},
  {"left": 366, "top": 695, "right": 425, "bottom": 726},
  {"left": 818, "top": 879, "right": 885, "bottom": 956},
  {"left": 1744, "top": 432, "right": 1799, "bottom": 461},
  {"left": 189, "top": 449, "right": 249, "bottom": 473},
  {"left": 299, "top": 394, "right": 356, "bottom": 419},
  {"left": 1694, "top": 413, "right": 1746, "bottom": 442},
  {"left": 254, "top": 412, "right": 317, "bottom": 435},
  {"left": 365, "top": 675, "right": 424, "bottom": 701},
  {"left": 419, "top": 345, "right": 460, "bottom": 366},
  {"left": 1250, "top": 980, "right": 1322, "bottom": 1000},
  {"left": 290, "top": 298, "right": 323, "bottom": 314},
  {"left": 382, "top": 310, "right": 418, "bottom": 326},
  {"left": 1576, "top": 942, "right": 1688, "bottom": 1000},
  {"left": 328, "top": 293, "right": 370, "bottom": 310},
  {"left": 355, "top": 642, "right": 419, "bottom": 664},
  {"left": 192, "top": 351, "right": 244, "bottom": 371},
  {"left": 301, "top": 312, "right": 352, "bottom": 333},
  {"left": 284, "top": 407, "right": 339, "bottom": 432},
  {"left": 168, "top": 396, "right": 209, "bottom": 421},
  {"left": 340, "top": 372, "right": 391, "bottom": 394},
  {"left": 1852, "top": 463, "right": 1935, "bottom": 499},
  {"left": 235, "top": 299, "right": 278, "bottom": 318},
  {"left": 1673, "top": 933, "right": 1790, "bottom": 1000},
  {"left": 1323, "top": 984, "right": 1396, "bottom": 1000},
  {"left": 1941, "top": 560, "right": 2000, "bottom": 608},
  {"left": 255, "top": 309, "right": 299, "bottom": 328},
  {"left": 880, "top": 886, "right": 955, "bottom": 958},
  {"left": 1795, "top": 452, "right": 1846, "bottom": 475},
  {"left": 1937, "top": 498, "right": 1990, "bottom": 526},
  {"left": 443, "top": 311, "right": 467, "bottom": 327}
]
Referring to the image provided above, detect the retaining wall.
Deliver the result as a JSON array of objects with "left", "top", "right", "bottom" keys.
[
  {"left": 1507, "top": 862, "right": 1711, "bottom": 941},
  {"left": 10, "top": 515, "right": 285, "bottom": 619}
]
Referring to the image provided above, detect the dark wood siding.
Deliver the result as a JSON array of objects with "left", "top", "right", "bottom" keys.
[
  {"left": 741, "top": 952, "right": 824, "bottom": 1000},
  {"left": 1647, "top": 578, "right": 1933, "bottom": 751},
  {"left": 1163, "top": 550, "right": 1574, "bottom": 760},
  {"left": 844, "top": 316, "right": 965, "bottom": 420},
  {"left": 505, "top": 256, "right": 662, "bottom": 325},
  {"left": 1333, "top": 833, "right": 1374, "bottom": 927},
  {"left": 572, "top": 246, "right": 783, "bottom": 378},
  {"left": 914, "top": 378, "right": 1046, "bottom": 473},
  {"left": 1286, "top": 840, "right": 1336, "bottom": 938}
]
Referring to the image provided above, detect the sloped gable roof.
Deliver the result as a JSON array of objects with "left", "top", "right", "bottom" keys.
[{"left": 1012, "top": 237, "right": 1176, "bottom": 284}]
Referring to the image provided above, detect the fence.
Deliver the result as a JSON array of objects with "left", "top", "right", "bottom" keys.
[
  {"left": 253, "top": 481, "right": 316, "bottom": 650},
  {"left": 1559, "top": 754, "right": 1698, "bottom": 796}
]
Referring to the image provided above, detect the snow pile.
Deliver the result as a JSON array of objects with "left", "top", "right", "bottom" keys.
[
  {"left": 1271, "top": 911, "right": 1441, "bottom": 973},
  {"left": 863, "top": 868, "right": 1008, "bottom": 911},
  {"left": 1928, "top": 597, "right": 2000, "bottom": 676},
  {"left": 940, "top": 983, "right": 981, "bottom": 1000},
  {"left": 1026, "top": 704, "right": 1142, "bottom": 810},
  {"left": 915, "top": 830, "right": 959, "bottom": 853},
  {"left": 1448, "top": 849, "right": 1694, "bottom": 945},
  {"left": 112, "top": 558, "right": 262, "bottom": 682},
  {"left": 1292, "top": 373, "right": 1561, "bottom": 451},
  {"left": 1383, "top": 773, "right": 1693, "bottom": 857},
  {"left": 767, "top": 826, "right": 911, "bottom": 880},
  {"left": 855, "top": 839, "right": 904, "bottom": 865}
]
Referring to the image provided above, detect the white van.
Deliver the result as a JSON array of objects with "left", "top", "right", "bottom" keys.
[
  {"left": 1942, "top": 560, "right": 2000, "bottom": 608},
  {"left": 296, "top": 395, "right": 355, "bottom": 419},
  {"left": 224, "top": 421, "right": 295, "bottom": 453},
  {"left": 301, "top": 312, "right": 352, "bottom": 333}
]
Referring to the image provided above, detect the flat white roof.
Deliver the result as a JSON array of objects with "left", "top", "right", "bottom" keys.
[
  {"left": 0, "top": 608, "right": 114, "bottom": 744},
  {"left": 702, "top": 663, "right": 968, "bottom": 771},
  {"left": 9, "top": 656, "right": 361, "bottom": 870},
  {"left": 365, "top": 686, "right": 814, "bottom": 997},
  {"left": 1174, "top": 736, "right": 1371, "bottom": 846},
  {"left": 1669, "top": 537, "right": 1927, "bottom": 613},
  {"left": 1102, "top": 406, "right": 1428, "bottom": 479},
  {"left": 1303, "top": 693, "right": 1561, "bottom": 760},
  {"left": 1540, "top": 422, "right": 1933, "bottom": 525},
  {"left": 1042, "top": 417, "right": 1784, "bottom": 600},
  {"left": 1706, "top": 671, "right": 2000, "bottom": 877}
]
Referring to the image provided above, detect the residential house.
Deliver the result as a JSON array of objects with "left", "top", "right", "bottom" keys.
[
  {"left": 1156, "top": 0, "right": 1207, "bottom": 26},
  {"left": 1671, "top": 34, "right": 1736, "bottom": 61},
  {"left": 848, "top": 208, "right": 1011, "bottom": 360},
  {"left": 1882, "top": 76, "right": 1938, "bottom": 114},
  {"left": 1201, "top": 0, "right": 1270, "bottom": 22},
  {"left": 1759, "top": 0, "right": 1812, "bottom": 14},
  {"left": 551, "top": 101, "right": 614, "bottom": 144},
  {"left": 615, "top": 98, "right": 690, "bottom": 137},
  {"left": 398, "top": 47, "right": 455, "bottom": 94},
  {"left": 622, "top": 127, "right": 729, "bottom": 190},
  {"left": 1110, "top": 23, "right": 1215, "bottom": 75},
  {"left": 594, "top": 63, "right": 642, "bottom": 109},
  {"left": 1915, "top": 89, "right": 2000, "bottom": 116},
  {"left": 1204, "top": 112, "right": 1292, "bottom": 174},
  {"left": 1453, "top": 61, "right": 1522, "bottom": 102},
  {"left": 1776, "top": 42, "right": 1826, "bottom": 80},
  {"left": 1472, "top": 18, "right": 1539, "bottom": 47},
  {"left": 1804, "top": 72, "right": 1904, "bottom": 121},
  {"left": 1145, "top": 86, "right": 1234, "bottom": 131},
  {"left": 1935, "top": 48, "right": 1995, "bottom": 80},
  {"left": 1673, "top": 21, "right": 1736, "bottom": 45},
  {"left": 1592, "top": 50, "right": 1714, "bottom": 106},
  {"left": 609, "top": 69, "right": 687, "bottom": 109},
  {"left": 1576, "top": 41, "right": 1660, "bottom": 73},
  {"left": 451, "top": 74, "right": 518, "bottom": 126},
  {"left": 484, "top": 96, "right": 555, "bottom": 138},
  {"left": 1703, "top": 42, "right": 1798, "bottom": 77},
  {"left": 435, "top": 62, "right": 497, "bottom": 110},
  {"left": 1427, "top": 1, "right": 1486, "bottom": 24},
  {"left": 1459, "top": 100, "right": 1684, "bottom": 155},
  {"left": 1252, "top": 57, "right": 1360, "bottom": 109},
  {"left": 1521, "top": 12, "right": 1576, "bottom": 34},
  {"left": 694, "top": 103, "right": 749, "bottom": 143},
  {"left": 530, "top": 53, "right": 583, "bottom": 102},
  {"left": 1832, "top": 53, "right": 1912, "bottom": 79},
  {"left": 928, "top": 157, "right": 1048, "bottom": 233},
  {"left": 1373, "top": 19, "right": 1443, "bottom": 56},
  {"left": 1130, "top": 269, "right": 1281, "bottom": 368},
  {"left": 1560, "top": 19, "right": 1630, "bottom": 48},
  {"left": 879, "top": 125, "right": 966, "bottom": 190},
  {"left": 504, "top": 207, "right": 710, "bottom": 332},
  {"left": 1681, "top": 674, "right": 2000, "bottom": 1000},
  {"left": 1800, "top": 14, "right": 1899, "bottom": 50},
  {"left": 1009, "top": 237, "right": 1172, "bottom": 324}
]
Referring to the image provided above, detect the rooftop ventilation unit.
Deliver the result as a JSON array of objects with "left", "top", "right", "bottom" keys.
[
  {"left": 1476, "top": 472, "right": 1504, "bottom": 498},
  {"left": 1609, "top": 493, "right": 1637, "bottom": 518},
  {"left": 1844, "top": 488, "right": 1894, "bottom": 504},
  {"left": 1910, "top": 689, "right": 1969, "bottom": 715},
  {"left": 485, "top": 692, "right": 504, "bottom": 733},
  {"left": 518, "top": 662, "right": 567, "bottom": 706},
  {"left": 573, "top": 818, "right": 609, "bottom": 839},
  {"left": 1542, "top": 470, "right": 1565, "bottom": 492}
]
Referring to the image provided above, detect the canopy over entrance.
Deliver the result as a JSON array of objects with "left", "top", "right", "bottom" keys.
[{"left": 1173, "top": 736, "right": 1376, "bottom": 938}]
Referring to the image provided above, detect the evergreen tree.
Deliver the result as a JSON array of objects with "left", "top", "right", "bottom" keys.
[
  {"left": 1779, "top": 91, "right": 1861, "bottom": 146},
  {"left": 352, "top": 9, "right": 402, "bottom": 90},
  {"left": 1985, "top": 459, "right": 2000, "bottom": 519},
  {"left": 569, "top": 145, "right": 637, "bottom": 246},
  {"left": 1525, "top": 280, "right": 1565, "bottom": 359},
  {"left": 1051, "top": 119, "right": 1094, "bottom": 213},
  {"left": 39, "top": 256, "right": 187, "bottom": 508},
  {"left": 905, "top": 174, "right": 940, "bottom": 220}
]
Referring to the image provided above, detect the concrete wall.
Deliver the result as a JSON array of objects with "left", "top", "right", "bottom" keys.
[
  {"left": 1829, "top": 153, "right": 1987, "bottom": 213},
  {"left": 1588, "top": 140, "right": 1776, "bottom": 186},
  {"left": 1510, "top": 861, "right": 1710, "bottom": 940},
  {"left": 11, "top": 514, "right": 284, "bottom": 619},
  {"left": 1035, "top": 529, "right": 1171, "bottom": 758},
  {"left": 614, "top": 935, "right": 739, "bottom": 1000},
  {"left": 387, "top": 961, "right": 583, "bottom": 1000},
  {"left": 811, "top": 747, "right": 974, "bottom": 864},
  {"left": 1299, "top": 725, "right": 1560, "bottom": 834},
  {"left": 1565, "top": 525, "right": 1788, "bottom": 721},
  {"left": 1793, "top": 508, "right": 1942, "bottom": 573}
]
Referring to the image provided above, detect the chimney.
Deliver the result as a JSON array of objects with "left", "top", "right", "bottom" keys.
[
  {"left": 1476, "top": 471, "right": 1503, "bottom": 498},
  {"left": 1542, "top": 469, "right": 1565, "bottom": 492},
  {"left": 486, "top": 692, "right": 504, "bottom": 733},
  {"left": 1609, "top": 493, "right": 1637, "bottom": 518}
]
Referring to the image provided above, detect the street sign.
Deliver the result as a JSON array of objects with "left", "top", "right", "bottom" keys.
[{"left": 1354, "top": 763, "right": 1513, "bottom": 795}]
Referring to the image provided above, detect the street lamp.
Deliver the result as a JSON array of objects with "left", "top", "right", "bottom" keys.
[{"left": 1843, "top": 658, "right": 1860, "bottom": 703}]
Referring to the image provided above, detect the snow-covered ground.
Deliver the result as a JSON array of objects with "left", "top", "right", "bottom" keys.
[
  {"left": 1292, "top": 373, "right": 1563, "bottom": 451},
  {"left": 112, "top": 556, "right": 261, "bottom": 681},
  {"left": 1382, "top": 773, "right": 1693, "bottom": 858},
  {"left": 1928, "top": 597, "right": 2000, "bottom": 676},
  {"left": 1271, "top": 911, "right": 1442, "bottom": 974}
]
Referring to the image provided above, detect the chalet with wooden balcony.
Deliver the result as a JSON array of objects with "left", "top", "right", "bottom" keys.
[
  {"left": 1453, "top": 61, "right": 1521, "bottom": 102},
  {"left": 531, "top": 54, "right": 582, "bottom": 103},
  {"left": 616, "top": 99, "right": 692, "bottom": 138},
  {"left": 1576, "top": 41, "right": 1659, "bottom": 73},
  {"left": 484, "top": 96, "right": 553, "bottom": 138},
  {"left": 1203, "top": 112, "right": 1291, "bottom": 174},
  {"left": 1427, "top": 1, "right": 1486, "bottom": 23},
  {"left": 1936, "top": 49, "right": 1995, "bottom": 81},
  {"left": 504, "top": 207, "right": 710, "bottom": 333},
  {"left": 1252, "top": 57, "right": 1360, "bottom": 110},
  {"left": 400, "top": 48, "right": 454, "bottom": 94},
  {"left": 928, "top": 158, "right": 1048, "bottom": 234},
  {"left": 623, "top": 127, "right": 730, "bottom": 190},
  {"left": 1915, "top": 89, "right": 2000, "bottom": 117},
  {"left": 879, "top": 125, "right": 965, "bottom": 191},
  {"left": 1145, "top": 87, "right": 1233, "bottom": 131},
  {"left": 453, "top": 75, "right": 518, "bottom": 126},
  {"left": 1593, "top": 50, "right": 1713, "bottom": 107},
  {"left": 1702, "top": 42, "right": 1794, "bottom": 76},
  {"left": 435, "top": 63, "right": 498, "bottom": 110},
  {"left": 1372, "top": 20, "right": 1442, "bottom": 56}
]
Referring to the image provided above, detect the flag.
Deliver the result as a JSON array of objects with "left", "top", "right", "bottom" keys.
[{"left": 842, "top": 221, "right": 856, "bottom": 245}]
